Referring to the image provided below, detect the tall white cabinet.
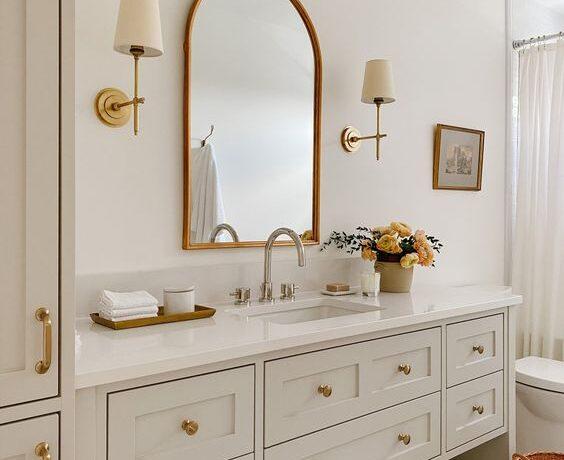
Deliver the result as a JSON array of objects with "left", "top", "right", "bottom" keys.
[{"left": 0, "top": 0, "right": 74, "bottom": 457}]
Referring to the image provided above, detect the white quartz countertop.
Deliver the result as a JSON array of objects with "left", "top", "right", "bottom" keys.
[{"left": 75, "top": 285, "right": 521, "bottom": 389}]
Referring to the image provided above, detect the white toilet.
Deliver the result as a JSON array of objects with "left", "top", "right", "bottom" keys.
[{"left": 516, "top": 356, "right": 564, "bottom": 453}]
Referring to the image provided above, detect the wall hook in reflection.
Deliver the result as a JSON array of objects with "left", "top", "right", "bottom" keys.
[{"left": 202, "top": 125, "right": 215, "bottom": 147}]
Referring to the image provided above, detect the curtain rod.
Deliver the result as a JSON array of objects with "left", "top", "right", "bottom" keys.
[{"left": 513, "top": 31, "right": 564, "bottom": 50}]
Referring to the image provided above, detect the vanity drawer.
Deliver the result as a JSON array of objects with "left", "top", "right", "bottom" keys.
[
  {"left": 447, "top": 314, "right": 504, "bottom": 386},
  {"left": 107, "top": 366, "right": 254, "bottom": 460},
  {"left": 446, "top": 371, "right": 504, "bottom": 450},
  {"left": 264, "top": 328, "right": 441, "bottom": 446},
  {"left": 264, "top": 392, "right": 441, "bottom": 460}
]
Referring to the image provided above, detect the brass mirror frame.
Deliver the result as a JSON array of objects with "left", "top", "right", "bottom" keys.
[{"left": 182, "top": 0, "right": 322, "bottom": 250}]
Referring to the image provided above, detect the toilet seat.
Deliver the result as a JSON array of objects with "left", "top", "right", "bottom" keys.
[{"left": 516, "top": 356, "right": 564, "bottom": 394}]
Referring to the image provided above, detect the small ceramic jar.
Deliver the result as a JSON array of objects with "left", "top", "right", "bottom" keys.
[{"left": 163, "top": 286, "right": 195, "bottom": 314}]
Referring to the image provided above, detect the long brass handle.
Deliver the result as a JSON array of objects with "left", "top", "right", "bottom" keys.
[
  {"left": 35, "top": 442, "right": 51, "bottom": 460},
  {"left": 182, "top": 419, "right": 199, "bottom": 436},
  {"left": 318, "top": 384, "right": 333, "bottom": 398},
  {"left": 35, "top": 307, "right": 52, "bottom": 374},
  {"left": 398, "top": 433, "right": 411, "bottom": 445},
  {"left": 473, "top": 404, "right": 484, "bottom": 415},
  {"left": 473, "top": 345, "right": 485, "bottom": 354},
  {"left": 398, "top": 364, "right": 412, "bottom": 375}
]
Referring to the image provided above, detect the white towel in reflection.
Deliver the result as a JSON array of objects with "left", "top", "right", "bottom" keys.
[{"left": 190, "top": 143, "right": 225, "bottom": 242}]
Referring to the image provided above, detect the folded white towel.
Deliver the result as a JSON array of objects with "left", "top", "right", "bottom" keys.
[
  {"left": 100, "top": 290, "right": 158, "bottom": 310},
  {"left": 99, "top": 311, "right": 158, "bottom": 322},
  {"left": 99, "top": 305, "right": 159, "bottom": 318}
]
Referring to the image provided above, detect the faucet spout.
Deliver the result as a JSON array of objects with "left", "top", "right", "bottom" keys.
[{"left": 260, "top": 227, "right": 306, "bottom": 302}]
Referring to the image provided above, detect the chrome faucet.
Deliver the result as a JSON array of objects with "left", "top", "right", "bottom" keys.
[
  {"left": 259, "top": 227, "right": 305, "bottom": 302},
  {"left": 209, "top": 223, "right": 239, "bottom": 242}
]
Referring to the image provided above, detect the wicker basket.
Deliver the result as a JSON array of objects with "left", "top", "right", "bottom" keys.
[{"left": 513, "top": 453, "right": 564, "bottom": 460}]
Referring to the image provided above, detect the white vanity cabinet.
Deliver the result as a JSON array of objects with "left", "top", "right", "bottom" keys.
[
  {"left": 0, "top": 414, "right": 59, "bottom": 460},
  {"left": 76, "top": 296, "right": 518, "bottom": 460},
  {"left": 107, "top": 366, "right": 255, "bottom": 460}
]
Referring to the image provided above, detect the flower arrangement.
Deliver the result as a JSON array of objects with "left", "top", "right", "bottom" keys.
[{"left": 321, "top": 222, "right": 443, "bottom": 269}]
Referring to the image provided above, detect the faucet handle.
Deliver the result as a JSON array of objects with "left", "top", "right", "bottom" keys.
[
  {"left": 280, "top": 283, "right": 299, "bottom": 300},
  {"left": 230, "top": 287, "right": 251, "bottom": 306}
]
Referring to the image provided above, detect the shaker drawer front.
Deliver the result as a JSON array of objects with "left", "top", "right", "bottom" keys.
[
  {"left": 447, "top": 314, "right": 504, "bottom": 386},
  {"left": 264, "top": 393, "right": 441, "bottom": 460},
  {"left": 446, "top": 371, "right": 504, "bottom": 450},
  {"left": 108, "top": 366, "right": 254, "bottom": 460},
  {"left": 0, "top": 413, "right": 59, "bottom": 460},
  {"left": 264, "top": 328, "right": 440, "bottom": 446}
]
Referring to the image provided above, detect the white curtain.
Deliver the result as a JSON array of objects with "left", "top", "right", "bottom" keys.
[{"left": 513, "top": 41, "right": 564, "bottom": 360}]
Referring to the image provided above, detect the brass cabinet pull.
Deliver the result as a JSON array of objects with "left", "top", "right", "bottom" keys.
[
  {"left": 317, "top": 384, "right": 333, "bottom": 398},
  {"left": 472, "top": 404, "right": 484, "bottom": 415},
  {"left": 35, "top": 308, "right": 52, "bottom": 374},
  {"left": 35, "top": 442, "right": 51, "bottom": 460},
  {"left": 398, "top": 433, "right": 411, "bottom": 445},
  {"left": 473, "top": 345, "right": 485, "bottom": 354},
  {"left": 398, "top": 364, "right": 412, "bottom": 375},
  {"left": 182, "top": 419, "right": 199, "bottom": 436}
]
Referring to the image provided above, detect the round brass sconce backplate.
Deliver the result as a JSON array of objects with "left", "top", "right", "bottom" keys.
[
  {"left": 95, "top": 88, "right": 131, "bottom": 128},
  {"left": 341, "top": 126, "right": 362, "bottom": 153}
]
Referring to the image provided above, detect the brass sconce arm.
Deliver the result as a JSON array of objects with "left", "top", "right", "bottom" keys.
[
  {"left": 342, "top": 102, "right": 388, "bottom": 160},
  {"left": 94, "top": 47, "right": 148, "bottom": 136}
]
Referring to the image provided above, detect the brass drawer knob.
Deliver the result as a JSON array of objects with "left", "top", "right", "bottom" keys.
[
  {"left": 35, "top": 442, "right": 51, "bottom": 460},
  {"left": 472, "top": 404, "right": 484, "bottom": 415},
  {"left": 35, "top": 307, "right": 52, "bottom": 375},
  {"left": 318, "top": 384, "right": 333, "bottom": 398},
  {"left": 473, "top": 345, "right": 485, "bottom": 354},
  {"left": 398, "top": 363, "right": 412, "bottom": 375},
  {"left": 182, "top": 419, "right": 199, "bottom": 436},
  {"left": 398, "top": 433, "right": 411, "bottom": 445}
]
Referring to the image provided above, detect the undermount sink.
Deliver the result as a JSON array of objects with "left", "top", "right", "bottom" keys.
[
  {"left": 255, "top": 305, "right": 363, "bottom": 325},
  {"left": 230, "top": 298, "right": 384, "bottom": 326}
]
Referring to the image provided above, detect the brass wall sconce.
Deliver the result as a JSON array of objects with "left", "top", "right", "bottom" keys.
[
  {"left": 95, "top": 0, "right": 164, "bottom": 135},
  {"left": 341, "top": 59, "right": 396, "bottom": 160}
]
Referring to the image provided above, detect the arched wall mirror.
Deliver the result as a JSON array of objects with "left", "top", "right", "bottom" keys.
[{"left": 183, "top": 0, "right": 322, "bottom": 249}]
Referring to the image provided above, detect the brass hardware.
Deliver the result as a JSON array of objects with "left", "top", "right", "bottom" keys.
[
  {"left": 318, "top": 384, "right": 333, "bottom": 398},
  {"left": 342, "top": 102, "right": 387, "bottom": 160},
  {"left": 35, "top": 308, "right": 52, "bottom": 374},
  {"left": 35, "top": 442, "right": 51, "bottom": 460},
  {"left": 95, "top": 47, "right": 147, "bottom": 135},
  {"left": 182, "top": 419, "right": 199, "bottom": 436},
  {"left": 95, "top": 88, "right": 132, "bottom": 128},
  {"left": 473, "top": 345, "right": 485, "bottom": 354},
  {"left": 472, "top": 404, "right": 484, "bottom": 415},
  {"left": 398, "top": 433, "right": 411, "bottom": 445},
  {"left": 398, "top": 363, "right": 412, "bottom": 375}
]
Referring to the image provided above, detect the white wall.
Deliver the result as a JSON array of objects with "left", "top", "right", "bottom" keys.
[
  {"left": 76, "top": 0, "right": 508, "bottom": 311},
  {"left": 512, "top": 0, "right": 564, "bottom": 39}
]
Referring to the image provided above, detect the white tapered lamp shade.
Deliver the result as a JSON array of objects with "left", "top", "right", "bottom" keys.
[
  {"left": 114, "top": 0, "right": 164, "bottom": 57},
  {"left": 361, "top": 59, "right": 395, "bottom": 104}
]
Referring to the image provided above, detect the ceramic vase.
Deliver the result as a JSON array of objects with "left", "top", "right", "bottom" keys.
[{"left": 374, "top": 261, "right": 414, "bottom": 293}]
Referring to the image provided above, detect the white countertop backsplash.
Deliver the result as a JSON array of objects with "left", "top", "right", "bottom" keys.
[{"left": 75, "top": 284, "right": 521, "bottom": 389}]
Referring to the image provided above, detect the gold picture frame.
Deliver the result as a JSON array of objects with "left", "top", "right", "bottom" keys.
[{"left": 433, "top": 124, "right": 485, "bottom": 191}]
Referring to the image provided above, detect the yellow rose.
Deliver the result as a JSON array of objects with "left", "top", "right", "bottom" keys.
[
  {"left": 361, "top": 247, "right": 377, "bottom": 261},
  {"left": 390, "top": 221, "right": 412, "bottom": 237},
  {"left": 373, "top": 226, "right": 395, "bottom": 236},
  {"left": 376, "top": 234, "right": 402, "bottom": 254},
  {"left": 400, "top": 253, "right": 420, "bottom": 268},
  {"left": 414, "top": 240, "right": 435, "bottom": 267}
]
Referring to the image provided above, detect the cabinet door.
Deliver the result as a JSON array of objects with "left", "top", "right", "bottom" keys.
[
  {"left": 0, "top": 0, "right": 59, "bottom": 407},
  {"left": 0, "top": 414, "right": 59, "bottom": 459}
]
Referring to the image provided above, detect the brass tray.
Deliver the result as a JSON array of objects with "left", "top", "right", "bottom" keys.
[{"left": 90, "top": 305, "right": 216, "bottom": 330}]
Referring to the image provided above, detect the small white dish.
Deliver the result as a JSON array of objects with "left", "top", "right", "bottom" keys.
[{"left": 321, "top": 289, "right": 357, "bottom": 296}]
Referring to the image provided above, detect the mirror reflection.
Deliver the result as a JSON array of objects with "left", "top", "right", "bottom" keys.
[{"left": 184, "top": 0, "right": 321, "bottom": 248}]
